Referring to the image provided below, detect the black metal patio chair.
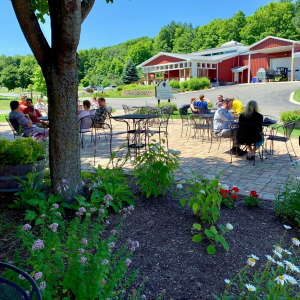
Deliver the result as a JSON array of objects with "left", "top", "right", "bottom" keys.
[
  {"left": 267, "top": 121, "right": 297, "bottom": 161},
  {"left": 78, "top": 115, "right": 93, "bottom": 148},
  {"left": 0, "top": 262, "right": 42, "bottom": 300},
  {"left": 5, "top": 116, "right": 22, "bottom": 139}
]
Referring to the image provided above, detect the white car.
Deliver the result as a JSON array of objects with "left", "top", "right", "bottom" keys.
[{"left": 104, "top": 85, "right": 117, "bottom": 90}]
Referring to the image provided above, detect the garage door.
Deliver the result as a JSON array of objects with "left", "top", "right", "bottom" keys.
[{"left": 270, "top": 57, "right": 300, "bottom": 80}]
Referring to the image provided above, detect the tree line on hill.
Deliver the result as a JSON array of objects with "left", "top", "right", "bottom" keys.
[{"left": 1, "top": 0, "right": 300, "bottom": 92}]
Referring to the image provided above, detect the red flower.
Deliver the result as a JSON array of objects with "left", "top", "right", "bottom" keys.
[
  {"left": 231, "top": 194, "right": 238, "bottom": 199},
  {"left": 220, "top": 189, "right": 225, "bottom": 193},
  {"left": 232, "top": 187, "right": 239, "bottom": 193},
  {"left": 250, "top": 191, "right": 258, "bottom": 198},
  {"left": 223, "top": 195, "right": 227, "bottom": 199}
]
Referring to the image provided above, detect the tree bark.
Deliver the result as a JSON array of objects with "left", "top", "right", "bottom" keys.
[{"left": 11, "top": 0, "right": 96, "bottom": 201}]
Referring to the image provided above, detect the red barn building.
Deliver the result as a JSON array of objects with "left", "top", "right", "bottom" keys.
[{"left": 138, "top": 36, "right": 300, "bottom": 84}]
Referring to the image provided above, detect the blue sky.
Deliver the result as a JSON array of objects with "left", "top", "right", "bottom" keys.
[{"left": 1, "top": 0, "right": 273, "bottom": 56}]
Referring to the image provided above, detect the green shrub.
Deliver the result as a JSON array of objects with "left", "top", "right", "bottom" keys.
[
  {"left": 93, "top": 92, "right": 107, "bottom": 97},
  {"left": 187, "top": 77, "right": 210, "bottom": 91},
  {"left": 0, "top": 137, "right": 46, "bottom": 165},
  {"left": 279, "top": 110, "right": 300, "bottom": 122},
  {"left": 169, "top": 80, "right": 180, "bottom": 88},
  {"left": 116, "top": 86, "right": 123, "bottom": 91},
  {"left": 180, "top": 81, "right": 188, "bottom": 89},
  {"left": 155, "top": 102, "right": 178, "bottom": 112},
  {"left": 275, "top": 174, "right": 300, "bottom": 226},
  {"left": 122, "top": 84, "right": 155, "bottom": 91}
]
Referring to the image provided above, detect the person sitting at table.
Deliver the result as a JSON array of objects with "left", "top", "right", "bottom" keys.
[
  {"left": 194, "top": 94, "right": 211, "bottom": 104},
  {"left": 9, "top": 101, "right": 48, "bottom": 136},
  {"left": 213, "top": 98, "right": 247, "bottom": 156},
  {"left": 19, "top": 95, "right": 28, "bottom": 113},
  {"left": 94, "top": 97, "right": 108, "bottom": 127},
  {"left": 230, "top": 97, "right": 244, "bottom": 115},
  {"left": 34, "top": 98, "right": 47, "bottom": 116},
  {"left": 214, "top": 95, "right": 224, "bottom": 108},
  {"left": 78, "top": 100, "right": 95, "bottom": 120},
  {"left": 23, "top": 98, "right": 42, "bottom": 123},
  {"left": 190, "top": 95, "right": 208, "bottom": 114},
  {"left": 238, "top": 100, "right": 263, "bottom": 161},
  {"left": 92, "top": 97, "right": 99, "bottom": 108}
]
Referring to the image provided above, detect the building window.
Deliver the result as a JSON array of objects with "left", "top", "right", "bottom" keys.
[
  {"left": 197, "top": 63, "right": 200, "bottom": 67},
  {"left": 169, "top": 64, "right": 173, "bottom": 69},
  {"left": 207, "top": 64, "right": 211, "bottom": 68},
  {"left": 198, "top": 69, "right": 208, "bottom": 77},
  {"left": 175, "top": 64, "right": 178, "bottom": 68},
  {"left": 180, "top": 63, "right": 183, "bottom": 68},
  {"left": 165, "top": 65, "right": 168, "bottom": 69},
  {"left": 185, "top": 68, "right": 191, "bottom": 77},
  {"left": 180, "top": 69, "right": 184, "bottom": 77},
  {"left": 160, "top": 66, "right": 164, "bottom": 70},
  {"left": 212, "top": 64, "right": 217, "bottom": 68},
  {"left": 184, "top": 62, "right": 187, "bottom": 68},
  {"left": 189, "top": 62, "right": 192, "bottom": 67},
  {"left": 202, "top": 63, "right": 206, "bottom": 68}
]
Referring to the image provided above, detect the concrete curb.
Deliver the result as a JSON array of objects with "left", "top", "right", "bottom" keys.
[{"left": 289, "top": 91, "right": 300, "bottom": 105}]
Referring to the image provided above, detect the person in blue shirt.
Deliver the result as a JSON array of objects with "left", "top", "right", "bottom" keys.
[
  {"left": 190, "top": 95, "right": 210, "bottom": 114},
  {"left": 213, "top": 98, "right": 247, "bottom": 156}
]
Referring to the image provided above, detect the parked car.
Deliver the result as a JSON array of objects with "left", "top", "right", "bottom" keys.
[
  {"left": 83, "top": 86, "right": 97, "bottom": 91},
  {"left": 104, "top": 85, "right": 117, "bottom": 90}
]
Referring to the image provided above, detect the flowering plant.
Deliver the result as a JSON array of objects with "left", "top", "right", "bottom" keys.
[
  {"left": 244, "top": 190, "right": 261, "bottom": 207},
  {"left": 216, "top": 225, "right": 300, "bottom": 300},
  {"left": 132, "top": 138, "right": 180, "bottom": 198},
  {"left": 180, "top": 173, "right": 222, "bottom": 224},
  {"left": 220, "top": 186, "right": 239, "bottom": 208},
  {"left": 5, "top": 204, "right": 142, "bottom": 300}
]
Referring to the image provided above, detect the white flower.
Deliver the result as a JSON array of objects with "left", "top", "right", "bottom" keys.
[
  {"left": 226, "top": 223, "right": 233, "bottom": 230},
  {"left": 176, "top": 184, "right": 183, "bottom": 189},
  {"left": 283, "top": 274, "right": 297, "bottom": 284},
  {"left": 274, "top": 275, "right": 286, "bottom": 285},
  {"left": 284, "top": 225, "right": 292, "bottom": 229},
  {"left": 266, "top": 255, "right": 276, "bottom": 263},
  {"left": 275, "top": 261, "right": 284, "bottom": 267},
  {"left": 200, "top": 190, "right": 206, "bottom": 194},
  {"left": 221, "top": 184, "right": 229, "bottom": 190},
  {"left": 273, "top": 250, "right": 282, "bottom": 259},
  {"left": 247, "top": 258, "right": 256, "bottom": 267},
  {"left": 275, "top": 246, "right": 283, "bottom": 253},
  {"left": 224, "top": 279, "right": 230, "bottom": 284},
  {"left": 248, "top": 254, "right": 259, "bottom": 261},
  {"left": 245, "top": 284, "right": 256, "bottom": 291},
  {"left": 292, "top": 238, "right": 300, "bottom": 246},
  {"left": 284, "top": 260, "right": 300, "bottom": 273},
  {"left": 282, "top": 249, "right": 292, "bottom": 255}
]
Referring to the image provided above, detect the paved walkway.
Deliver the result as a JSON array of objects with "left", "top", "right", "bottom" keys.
[{"left": 1, "top": 113, "right": 299, "bottom": 200}]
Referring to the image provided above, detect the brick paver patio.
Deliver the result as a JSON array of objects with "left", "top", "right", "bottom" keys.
[{"left": 1, "top": 111, "right": 299, "bottom": 200}]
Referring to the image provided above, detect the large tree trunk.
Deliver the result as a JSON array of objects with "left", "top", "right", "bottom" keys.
[
  {"left": 11, "top": 0, "right": 97, "bottom": 201},
  {"left": 44, "top": 60, "right": 82, "bottom": 200}
]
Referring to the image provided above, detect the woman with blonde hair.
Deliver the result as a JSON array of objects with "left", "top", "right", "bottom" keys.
[{"left": 239, "top": 100, "right": 263, "bottom": 160}]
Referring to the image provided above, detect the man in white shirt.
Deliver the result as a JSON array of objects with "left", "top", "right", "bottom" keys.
[
  {"left": 213, "top": 98, "right": 247, "bottom": 156},
  {"left": 34, "top": 98, "right": 47, "bottom": 116}
]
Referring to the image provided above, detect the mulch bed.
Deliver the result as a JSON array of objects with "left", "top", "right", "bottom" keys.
[{"left": 0, "top": 185, "right": 298, "bottom": 300}]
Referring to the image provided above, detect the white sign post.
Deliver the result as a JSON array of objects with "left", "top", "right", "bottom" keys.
[{"left": 155, "top": 81, "right": 173, "bottom": 106}]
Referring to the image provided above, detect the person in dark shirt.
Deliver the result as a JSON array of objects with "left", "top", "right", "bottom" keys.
[{"left": 238, "top": 100, "right": 263, "bottom": 160}]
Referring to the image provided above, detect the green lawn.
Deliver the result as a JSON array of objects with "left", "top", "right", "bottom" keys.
[
  {"left": 293, "top": 89, "right": 300, "bottom": 102},
  {"left": 78, "top": 91, "right": 151, "bottom": 98},
  {"left": 277, "top": 126, "right": 300, "bottom": 139},
  {"left": 0, "top": 97, "right": 19, "bottom": 110},
  {"left": 0, "top": 114, "right": 8, "bottom": 122}
]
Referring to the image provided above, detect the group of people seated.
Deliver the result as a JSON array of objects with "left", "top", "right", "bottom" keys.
[
  {"left": 9, "top": 99, "right": 48, "bottom": 137},
  {"left": 78, "top": 97, "right": 108, "bottom": 127},
  {"left": 213, "top": 97, "right": 263, "bottom": 160}
]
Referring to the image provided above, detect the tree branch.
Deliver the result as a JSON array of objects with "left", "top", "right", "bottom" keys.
[
  {"left": 11, "top": 0, "right": 51, "bottom": 67},
  {"left": 81, "top": 0, "right": 96, "bottom": 23}
]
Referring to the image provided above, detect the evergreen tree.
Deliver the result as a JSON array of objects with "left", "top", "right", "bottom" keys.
[{"left": 121, "top": 59, "right": 139, "bottom": 84}]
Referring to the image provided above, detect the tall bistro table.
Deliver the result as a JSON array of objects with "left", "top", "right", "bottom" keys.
[{"left": 110, "top": 114, "right": 160, "bottom": 158}]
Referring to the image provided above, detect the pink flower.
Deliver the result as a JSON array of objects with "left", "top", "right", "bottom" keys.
[
  {"left": 40, "top": 214, "right": 46, "bottom": 219},
  {"left": 98, "top": 209, "right": 105, "bottom": 213},
  {"left": 81, "top": 238, "right": 88, "bottom": 245},
  {"left": 107, "top": 242, "right": 115, "bottom": 248},
  {"left": 49, "top": 223, "right": 59, "bottom": 232},
  {"left": 78, "top": 248, "right": 84, "bottom": 253},
  {"left": 104, "top": 195, "right": 113, "bottom": 201},
  {"left": 38, "top": 282, "right": 46, "bottom": 290},
  {"left": 80, "top": 257, "right": 87, "bottom": 265},
  {"left": 34, "top": 272, "right": 43, "bottom": 280},
  {"left": 18, "top": 275, "right": 25, "bottom": 280},
  {"left": 52, "top": 203, "right": 59, "bottom": 209},
  {"left": 32, "top": 239, "right": 44, "bottom": 250},
  {"left": 78, "top": 207, "right": 86, "bottom": 213},
  {"left": 125, "top": 259, "right": 132, "bottom": 266},
  {"left": 111, "top": 230, "right": 117, "bottom": 235},
  {"left": 102, "top": 259, "right": 109, "bottom": 265},
  {"left": 22, "top": 224, "right": 32, "bottom": 231}
]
